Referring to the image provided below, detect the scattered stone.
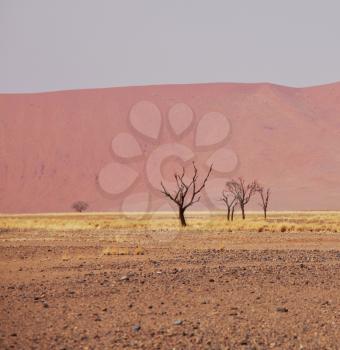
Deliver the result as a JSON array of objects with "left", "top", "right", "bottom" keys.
[
  {"left": 43, "top": 303, "right": 49, "bottom": 308},
  {"left": 173, "top": 320, "right": 183, "bottom": 325},
  {"left": 209, "top": 278, "right": 215, "bottom": 282},
  {"left": 132, "top": 324, "right": 141, "bottom": 332},
  {"left": 120, "top": 276, "right": 129, "bottom": 281},
  {"left": 276, "top": 307, "right": 288, "bottom": 312},
  {"left": 10, "top": 333, "right": 17, "bottom": 337}
]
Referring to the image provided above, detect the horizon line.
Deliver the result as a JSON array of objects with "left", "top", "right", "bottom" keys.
[{"left": 1, "top": 80, "right": 340, "bottom": 96}]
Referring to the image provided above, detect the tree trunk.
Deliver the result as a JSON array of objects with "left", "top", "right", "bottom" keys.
[
  {"left": 231, "top": 207, "right": 235, "bottom": 221},
  {"left": 179, "top": 207, "right": 187, "bottom": 227},
  {"left": 240, "top": 204, "right": 245, "bottom": 220},
  {"left": 227, "top": 208, "right": 230, "bottom": 221},
  {"left": 264, "top": 207, "right": 267, "bottom": 220}
]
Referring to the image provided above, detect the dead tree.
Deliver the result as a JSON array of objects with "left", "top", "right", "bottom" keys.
[
  {"left": 160, "top": 162, "right": 212, "bottom": 227},
  {"left": 258, "top": 186, "right": 271, "bottom": 219},
  {"left": 226, "top": 178, "right": 259, "bottom": 220},
  {"left": 220, "top": 190, "right": 237, "bottom": 221}
]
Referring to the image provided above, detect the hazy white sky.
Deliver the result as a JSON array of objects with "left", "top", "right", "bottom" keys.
[{"left": 1, "top": 0, "right": 339, "bottom": 92}]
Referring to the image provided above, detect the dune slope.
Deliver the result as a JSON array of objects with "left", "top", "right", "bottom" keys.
[{"left": 1, "top": 82, "right": 340, "bottom": 213}]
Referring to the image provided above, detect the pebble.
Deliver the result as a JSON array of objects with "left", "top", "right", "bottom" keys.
[
  {"left": 132, "top": 324, "right": 141, "bottom": 332},
  {"left": 276, "top": 307, "right": 288, "bottom": 312},
  {"left": 173, "top": 319, "right": 183, "bottom": 325},
  {"left": 120, "top": 276, "right": 129, "bottom": 281}
]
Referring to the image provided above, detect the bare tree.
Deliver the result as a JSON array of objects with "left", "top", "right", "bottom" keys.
[
  {"left": 160, "top": 162, "right": 213, "bottom": 226},
  {"left": 72, "top": 201, "right": 89, "bottom": 212},
  {"left": 220, "top": 190, "right": 238, "bottom": 221},
  {"left": 258, "top": 186, "right": 271, "bottom": 219},
  {"left": 226, "top": 178, "right": 259, "bottom": 220}
]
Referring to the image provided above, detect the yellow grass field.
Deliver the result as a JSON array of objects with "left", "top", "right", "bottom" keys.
[{"left": 1, "top": 211, "right": 340, "bottom": 234}]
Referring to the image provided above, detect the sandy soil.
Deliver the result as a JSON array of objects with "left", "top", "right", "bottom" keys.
[{"left": 0, "top": 229, "right": 339, "bottom": 349}]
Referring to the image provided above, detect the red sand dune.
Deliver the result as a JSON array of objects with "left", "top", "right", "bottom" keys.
[{"left": 1, "top": 82, "right": 340, "bottom": 214}]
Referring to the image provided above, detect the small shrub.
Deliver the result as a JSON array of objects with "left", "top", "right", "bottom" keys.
[
  {"left": 61, "top": 254, "right": 70, "bottom": 261},
  {"left": 101, "top": 246, "right": 145, "bottom": 256},
  {"left": 134, "top": 246, "right": 145, "bottom": 255},
  {"left": 102, "top": 247, "right": 128, "bottom": 256},
  {"left": 72, "top": 201, "right": 89, "bottom": 212},
  {"left": 280, "top": 225, "right": 287, "bottom": 232}
]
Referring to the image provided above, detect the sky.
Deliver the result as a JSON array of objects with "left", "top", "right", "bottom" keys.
[{"left": 0, "top": 0, "right": 339, "bottom": 92}]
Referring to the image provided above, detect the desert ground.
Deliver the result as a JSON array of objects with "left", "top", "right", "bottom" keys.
[{"left": 0, "top": 212, "right": 339, "bottom": 349}]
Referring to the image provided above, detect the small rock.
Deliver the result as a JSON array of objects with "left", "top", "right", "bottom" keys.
[
  {"left": 132, "top": 324, "right": 141, "bottom": 332},
  {"left": 43, "top": 303, "right": 49, "bottom": 308},
  {"left": 173, "top": 319, "right": 183, "bottom": 325},
  {"left": 209, "top": 278, "right": 215, "bottom": 282},
  {"left": 276, "top": 307, "right": 288, "bottom": 313},
  {"left": 120, "top": 276, "right": 129, "bottom": 281}
]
